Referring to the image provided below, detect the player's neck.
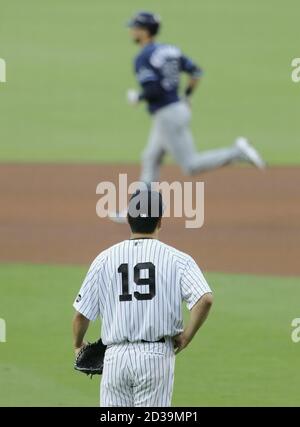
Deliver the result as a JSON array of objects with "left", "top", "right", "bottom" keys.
[
  {"left": 130, "top": 231, "right": 158, "bottom": 240},
  {"left": 139, "top": 38, "right": 155, "bottom": 48}
]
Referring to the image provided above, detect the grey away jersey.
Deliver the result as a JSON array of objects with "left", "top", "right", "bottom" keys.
[{"left": 73, "top": 238, "right": 212, "bottom": 346}]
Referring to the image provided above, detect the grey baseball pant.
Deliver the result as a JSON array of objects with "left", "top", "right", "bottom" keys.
[{"left": 139, "top": 101, "right": 242, "bottom": 184}]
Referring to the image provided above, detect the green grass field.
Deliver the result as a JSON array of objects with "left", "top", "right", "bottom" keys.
[
  {"left": 0, "top": 0, "right": 300, "bottom": 164},
  {"left": 0, "top": 264, "right": 299, "bottom": 407}
]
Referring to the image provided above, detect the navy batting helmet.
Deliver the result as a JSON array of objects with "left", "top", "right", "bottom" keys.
[{"left": 128, "top": 11, "right": 161, "bottom": 36}]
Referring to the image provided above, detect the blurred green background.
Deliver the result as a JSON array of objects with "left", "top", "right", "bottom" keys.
[{"left": 0, "top": 0, "right": 299, "bottom": 163}]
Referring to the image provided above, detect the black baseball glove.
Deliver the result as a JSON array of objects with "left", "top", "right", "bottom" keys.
[{"left": 74, "top": 339, "right": 107, "bottom": 378}]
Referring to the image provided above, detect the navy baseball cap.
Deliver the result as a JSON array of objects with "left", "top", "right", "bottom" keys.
[
  {"left": 127, "top": 11, "right": 161, "bottom": 35},
  {"left": 128, "top": 188, "right": 163, "bottom": 219}
]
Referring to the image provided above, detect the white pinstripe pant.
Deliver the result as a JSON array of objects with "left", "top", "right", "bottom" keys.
[{"left": 100, "top": 339, "right": 175, "bottom": 407}]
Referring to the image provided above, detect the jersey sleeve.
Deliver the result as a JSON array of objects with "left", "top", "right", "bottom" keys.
[
  {"left": 135, "top": 55, "right": 159, "bottom": 85},
  {"left": 180, "top": 54, "right": 203, "bottom": 78},
  {"left": 180, "top": 258, "right": 212, "bottom": 310},
  {"left": 73, "top": 256, "right": 105, "bottom": 321}
]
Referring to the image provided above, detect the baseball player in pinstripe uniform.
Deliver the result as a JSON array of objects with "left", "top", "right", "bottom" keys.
[{"left": 73, "top": 189, "right": 213, "bottom": 407}]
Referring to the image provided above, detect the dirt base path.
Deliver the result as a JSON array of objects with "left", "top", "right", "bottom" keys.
[{"left": 0, "top": 164, "right": 299, "bottom": 276}]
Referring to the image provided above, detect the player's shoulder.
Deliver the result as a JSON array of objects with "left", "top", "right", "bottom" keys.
[
  {"left": 148, "top": 43, "right": 182, "bottom": 68},
  {"left": 158, "top": 42, "right": 181, "bottom": 52},
  {"left": 88, "top": 249, "right": 109, "bottom": 272},
  {"left": 134, "top": 43, "right": 182, "bottom": 70},
  {"left": 155, "top": 240, "right": 193, "bottom": 265},
  {"left": 94, "top": 240, "right": 127, "bottom": 259},
  {"left": 135, "top": 43, "right": 158, "bottom": 67},
  {"left": 88, "top": 241, "right": 125, "bottom": 270}
]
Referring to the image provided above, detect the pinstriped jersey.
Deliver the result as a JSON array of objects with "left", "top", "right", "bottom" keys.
[{"left": 73, "top": 238, "right": 212, "bottom": 346}]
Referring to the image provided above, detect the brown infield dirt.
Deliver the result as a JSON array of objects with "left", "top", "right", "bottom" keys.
[{"left": 0, "top": 164, "right": 299, "bottom": 276}]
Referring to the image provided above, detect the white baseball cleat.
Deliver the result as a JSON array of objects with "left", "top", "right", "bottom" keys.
[
  {"left": 235, "top": 137, "right": 266, "bottom": 169},
  {"left": 108, "top": 209, "right": 128, "bottom": 224}
]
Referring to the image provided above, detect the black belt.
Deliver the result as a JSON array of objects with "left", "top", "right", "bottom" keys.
[
  {"left": 124, "top": 337, "right": 165, "bottom": 344},
  {"left": 141, "top": 338, "right": 165, "bottom": 343}
]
